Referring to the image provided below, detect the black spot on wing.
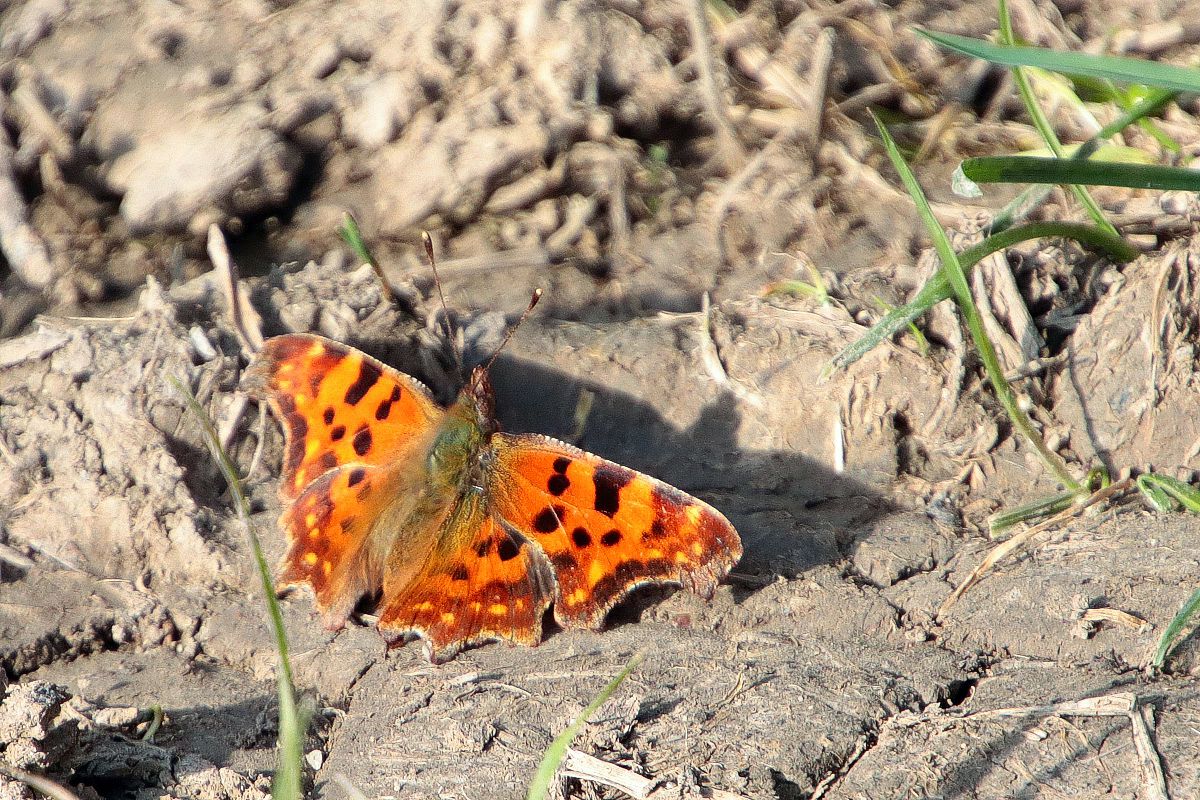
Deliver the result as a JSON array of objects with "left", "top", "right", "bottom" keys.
[
  {"left": 347, "top": 468, "right": 366, "bottom": 488},
  {"left": 497, "top": 537, "right": 521, "bottom": 561},
  {"left": 546, "top": 456, "right": 572, "bottom": 495},
  {"left": 450, "top": 564, "right": 469, "bottom": 581},
  {"left": 375, "top": 396, "right": 395, "bottom": 420},
  {"left": 318, "top": 452, "right": 338, "bottom": 472},
  {"left": 323, "top": 407, "right": 335, "bottom": 425},
  {"left": 593, "top": 465, "right": 631, "bottom": 517},
  {"left": 352, "top": 425, "right": 372, "bottom": 456},
  {"left": 344, "top": 360, "right": 382, "bottom": 406},
  {"left": 330, "top": 425, "right": 346, "bottom": 441},
  {"left": 532, "top": 507, "right": 561, "bottom": 534},
  {"left": 571, "top": 527, "right": 592, "bottom": 548},
  {"left": 475, "top": 539, "right": 493, "bottom": 558},
  {"left": 601, "top": 529, "right": 621, "bottom": 547}
]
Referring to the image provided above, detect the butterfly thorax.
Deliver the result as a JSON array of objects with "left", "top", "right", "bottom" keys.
[{"left": 425, "top": 367, "right": 498, "bottom": 496}]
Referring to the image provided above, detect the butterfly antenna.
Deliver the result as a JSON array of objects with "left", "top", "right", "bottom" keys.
[
  {"left": 475, "top": 289, "right": 542, "bottom": 385},
  {"left": 422, "top": 231, "right": 461, "bottom": 373}
]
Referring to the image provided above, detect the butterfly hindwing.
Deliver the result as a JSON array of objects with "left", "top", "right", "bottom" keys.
[
  {"left": 278, "top": 462, "right": 399, "bottom": 629},
  {"left": 244, "top": 334, "right": 441, "bottom": 500},
  {"left": 486, "top": 434, "right": 743, "bottom": 629},
  {"left": 376, "top": 492, "right": 554, "bottom": 662}
]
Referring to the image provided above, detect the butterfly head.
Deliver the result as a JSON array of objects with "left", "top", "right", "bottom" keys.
[{"left": 459, "top": 365, "right": 497, "bottom": 434}]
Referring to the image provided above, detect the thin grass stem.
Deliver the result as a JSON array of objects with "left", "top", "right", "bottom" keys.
[
  {"left": 170, "top": 377, "right": 307, "bottom": 800},
  {"left": 872, "top": 113, "right": 1082, "bottom": 493}
]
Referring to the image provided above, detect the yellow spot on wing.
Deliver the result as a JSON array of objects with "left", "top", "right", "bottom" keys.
[
  {"left": 305, "top": 439, "right": 319, "bottom": 457},
  {"left": 277, "top": 378, "right": 293, "bottom": 390},
  {"left": 570, "top": 588, "right": 587, "bottom": 605},
  {"left": 305, "top": 512, "right": 318, "bottom": 527},
  {"left": 307, "top": 527, "right": 320, "bottom": 540},
  {"left": 441, "top": 612, "right": 455, "bottom": 623},
  {"left": 489, "top": 603, "right": 507, "bottom": 616},
  {"left": 308, "top": 342, "right": 325, "bottom": 356},
  {"left": 588, "top": 560, "right": 605, "bottom": 586},
  {"left": 414, "top": 601, "right": 433, "bottom": 611},
  {"left": 692, "top": 541, "right": 704, "bottom": 556},
  {"left": 278, "top": 363, "right": 295, "bottom": 374},
  {"left": 303, "top": 552, "right": 318, "bottom": 566},
  {"left": 685, "top": 505, "right": 703, "bottom": 525},
  {"left": 322, "top": 561, "right": 332, "bottom": 576},
  {"left": 675, "top": 552, "right": 691, "bottom": 564}
]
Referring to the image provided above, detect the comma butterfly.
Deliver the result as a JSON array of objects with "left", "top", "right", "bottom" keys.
[{"left": 243, "top": 332, "right": 742, "bottom": 662}]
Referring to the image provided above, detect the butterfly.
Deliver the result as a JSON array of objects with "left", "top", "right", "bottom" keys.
[{"left": 243, "top": 333, "right": 742, "bottom": 662}]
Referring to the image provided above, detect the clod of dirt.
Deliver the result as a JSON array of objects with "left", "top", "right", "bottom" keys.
[
  {"left": 0, "top": 681, "right": 73, "bottom": 771},
  {"left": 0, "top": 676, "right": 272, "bottom": 800},
  {"left": 1052, "top": 243, "right": 1200, "bottom": 474},
  {"left": 104, "top": 108, "right": 300, "bottom": 236}
]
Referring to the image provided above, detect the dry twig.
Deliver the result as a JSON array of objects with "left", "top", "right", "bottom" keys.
[
  {"left": 684, "top": 0, "right": 744, "bottom": 173},
  {"left": 561, "top": 749, "right": 654, "bottom": 799},
  {"left": 206, "top": 224, "right": 264, "bottom": 356},
  {"left": 0, "top": 763, "right": 83, "bottom": 800},
  {"left": 936, "top": 478, "right": 1132, "bottom": 619}
]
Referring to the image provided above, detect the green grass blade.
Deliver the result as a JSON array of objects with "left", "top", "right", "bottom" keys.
[
  {"left": 169, "top": 377, "right": 307, "bottom": 800},
  {"left": 996, "top": 0, "right": 1117, "bottom": 238},
  {"left": 961, "top": 157, "right": 1200, "bottom": 191},
  {"left": 526, "top": 652, "right": 644, "bottom": 800},
  {"left": 871, "top": 296, "right": 929, "bottom": 356},
  {"left": 340, "top": 212, "right": 394, "bottom": 303},
  {"left": 916, "top": 30, "right": 1200, "bottom": 93},
  {"left": 872, "top": 112, "right": 1082, "bottom": 492},
  {"left": 1138, "top": 474, "right": 1200, "bottom": 513},
  {"left": 989, "top": 490, "right": 1078, "bottom": 534},
  {"left": 825, "top": 221, "right": 1133, "bottom": 373},
  {"left": 985, "top": 87, "right": 1175, "bottom": 233},
  {"left": 1153, "top": 584, "right": 1200, "bottom": 669}
]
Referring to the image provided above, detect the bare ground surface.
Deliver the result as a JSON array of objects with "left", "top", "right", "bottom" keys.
[{"left": 3, "top": 1, "right": 1200, "bottom": 799}]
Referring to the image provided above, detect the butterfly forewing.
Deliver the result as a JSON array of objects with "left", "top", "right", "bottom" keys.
[
  {"left": 245, "top": 334, "right": 441, "bottom": 500},
  {"left": 486, "top": 433, "right": 743, "bottom": 629}
]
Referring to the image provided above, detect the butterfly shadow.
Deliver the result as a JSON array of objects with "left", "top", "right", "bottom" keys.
[{"left": 487, "top": 353, "right": 897, "bottom": 606}]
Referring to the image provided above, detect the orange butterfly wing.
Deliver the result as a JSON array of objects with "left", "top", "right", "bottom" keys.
[
  {"left": 375, "top": 492, "right": 555, "bottom": 663},
  {"left": 486, "top": 434, "right": 742, "bottom": 629},
  {"left": 243, "top": 334, "right": 442, "bottom": 626},
  {"left": 244, "top": 334, "right": 440, "bottom": 500}
]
